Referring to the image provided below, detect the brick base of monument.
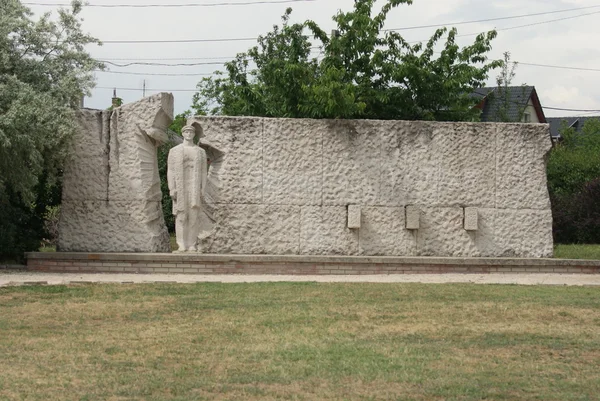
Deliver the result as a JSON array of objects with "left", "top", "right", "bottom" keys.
[{"left": 25, "top": 253, "right": 600, "bottom": 274}]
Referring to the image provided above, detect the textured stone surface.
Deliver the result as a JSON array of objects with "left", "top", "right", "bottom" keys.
[
  {"left": 198, "top": 117, "right": 263, "bottom": 204},
  {"left": 347, "top": 205, "right": 361, "bottom": 229},
  {"left": 494, "top": 209, "right": 553, "bottom": 258},
  {"left": 464, "top": 207, "right": 479, "bottom": 231},
  {"left": 263, "top": 119, "right": 323, "bottom": 205},
  {"left": 199, "top": 205, "right": 301, "bottom": 254},
  {"left": 62, "top": 110, "right": 110, "bottom": 201},
  {"left": 406, "top": 206, "right": 421, "bottom": 230},
  {"left": 323, "top": 120, "right": 383, "bottom": 206},
  {"left": 59, "top": 200, "right": 167, "bottom": 252},
  {"left": 108, "top": 94, "right": 173, "bottom": 202},
  {"left": 496, "top": 124, "right": 552, "bottom": 210},
  {"left": 417, "top": 208, "right": 480, "bottom": 257},
  {"left": 59, "top": 94, "right": 173, "bottom": 253},
  {"left": 359, "top": 207, "right": 416, "bottom": 256},
  {"left": 187, "top": 116, "right": 553, "bottom": 258},
  {"left": 300, "top": 207, "right": 359, "bottom": 255},
  {"left": 436, "top": 123, "right": 496, "bottom": 207}
]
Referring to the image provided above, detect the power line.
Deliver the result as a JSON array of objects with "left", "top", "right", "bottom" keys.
[
  {"left": 98, "top": 47, "right": 321, "bottom": 61},
  {"left": 384, "top": 5, "right": 600, "bottom": 31},
  {"left": 409, "top": 10, "right": 600, "bottom": 43},
  {"left": 543, "top": 106, "right": 600, "bottom": 112},
  {"left": 494, "top": 10, "right": 600, "bottom": 32},
  {"left": 517, "top": 62, "right": 600, "bottom": 73},
  {"left": 97, "top": 86, "right": 198, "bottom": 92},
  {"left": 98, "top": 56, "right": 235, "bottom": 61},
  {"left": 93, "top": 7, "right": 600, "bottom": 45},
  {"left": 24, "top": 0, "right": 315, "bottom": 8},
  {"left": 101, "top": 36, "right": 257, "bottom": 44},
  {"left": 95, "top": 69, "right": 219, "bottom": 76},
  {"left": 93, "top": 57, "right": 600, "bottom": 76},
  {"left": 100, "top": 60, "right": 226, "bottom": 67}
]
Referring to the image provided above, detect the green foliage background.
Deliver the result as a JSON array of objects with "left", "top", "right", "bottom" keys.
[
  {"left": 0, "top": 0, "right": 102, "bottom": 261},
  {"left": 193, "top": 0, "right": 501, "bottom": 121},
  {"left": 547, "top": 119, "right": 600, "bottom": 244}
]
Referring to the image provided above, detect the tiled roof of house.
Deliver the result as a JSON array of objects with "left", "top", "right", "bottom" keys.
[
  {"left": 547, "top": 116, "right": 600, "bottom": 138},
  {"left": 473, "top": 86, "right": 536, "bottom": 122}
]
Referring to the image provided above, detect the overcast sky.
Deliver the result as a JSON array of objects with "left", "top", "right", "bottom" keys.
[{"left": 27, "top": 0, "right": 600, "bottom": 117}]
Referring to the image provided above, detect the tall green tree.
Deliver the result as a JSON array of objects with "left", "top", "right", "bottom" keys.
[
  {"left": 0, "top": 0, "right": 103, "bottom": 259},
  {"left": 194, "top": 0, "right": 501, "bottom": 121},
  {"left": 488, "top": 51, "right": 529, "bottom": 122}
]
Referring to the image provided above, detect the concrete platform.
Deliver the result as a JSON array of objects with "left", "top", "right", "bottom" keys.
[{"left": 26, "top": 252, "right": 600, "bottom": 275}]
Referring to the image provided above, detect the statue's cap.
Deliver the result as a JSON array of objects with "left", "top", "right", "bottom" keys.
[{"left": 182, "top": 121, "right": 203, "bottom": 137}]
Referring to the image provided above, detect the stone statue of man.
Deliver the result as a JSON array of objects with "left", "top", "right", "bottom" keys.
[{"left": 167, "top": 122, "right": 208, "bottom": 252}]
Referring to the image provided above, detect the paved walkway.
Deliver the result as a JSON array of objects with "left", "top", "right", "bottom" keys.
[{"left": 1, "top": 271, "right": 600, "bottom": 286}]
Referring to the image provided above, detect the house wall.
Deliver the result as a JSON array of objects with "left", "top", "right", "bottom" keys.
[
  {"left": 194, "top": 117, "right": 554, "bottom": 258},
  {"left": 523, "top": 99, "right": 541, "bottom": 123}
]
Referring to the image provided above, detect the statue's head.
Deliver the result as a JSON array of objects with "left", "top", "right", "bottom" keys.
[{"left": 182, "top": 121, "right": 203, "bottom": 143}]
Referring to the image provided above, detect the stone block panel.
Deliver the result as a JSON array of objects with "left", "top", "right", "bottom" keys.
[
  {"left": 199, "top": 117, "right": 263, "bottom": 204},
  {"left": 199, "top": 204, "right": 300, "bottom": 254},
  {"left": 58, "top": 200, "right": 170, "bottom": 253},
  {"left": 300, "top": 206, "right": 359, "bottom": 255},
  {"left": 359, "top": 207, "right": 416, "bottom": 256},
  {"left": 496, "top": 124, "right": 552, "bottom": 210},
  {"left": 494, "top": 209, "right": 553, "bottom": 258},
  {"left": 382, "top": 121, "right": 440, "bottom": 206},
  {"left": 347, "top": 205, "right": 361, "bottom": 229},
  {"left": 108, "top": 93, "right": 174, "bottom": 202},
  {"left": 435, "top": 123, "right": 496, "bottom": 207},
  {"left": 416, "top": 207, "right": 480, "bottom": 257},
  {"left": 263, "top": 119, "right": 323, "bottom": 205},
  {"left": 322, "top": 120, "right": 383, "bottom": 206},
  {"left": 464, "top": 207, "right": 479, "bottom": 231},
  {"left": 62, "top": 109, "right": 110, "bottom": 201},
  {"left": 406, "top": 206, "right": 421, "bottom": 230}
]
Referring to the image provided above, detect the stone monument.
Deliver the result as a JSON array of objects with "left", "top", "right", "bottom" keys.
[
  {"left": 58, "top": 93, "right": 174, "bottom": 252},
  {"left": 191, "top": 117, "right": 554, "bottom": 258},
  {"left": 57, "top": 105, "right": 553, "bottom": 258},
  {"left": 167, "top": 122, "right": 209, "bottom": 252}
]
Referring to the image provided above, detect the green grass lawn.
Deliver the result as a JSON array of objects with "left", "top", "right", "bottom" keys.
[
  {"left": 553, "top": 244, "right": 600, "bottom": 260},
  {"left": 1, "top": 283, "right": 599, "bottom": 400}
]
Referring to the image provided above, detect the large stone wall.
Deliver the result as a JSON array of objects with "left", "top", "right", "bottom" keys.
[
  {"left": 195, "top": 117, "right": 553, "bottom": 257},
  {"left": 58, "top": 93, "right": 173, "bottom": 252}
]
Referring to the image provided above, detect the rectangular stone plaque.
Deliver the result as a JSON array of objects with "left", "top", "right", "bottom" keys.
[
  {"left": 406, "top": 206, "right": 420, "bottom": 230},
  {"left": 464, "top": 207, "right": 478, "bottom": 231},
  {"left": 348, "top": 205, "right": 361, "bottom": 229}
]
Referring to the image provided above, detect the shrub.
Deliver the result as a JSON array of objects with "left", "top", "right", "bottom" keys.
[{"left": 548, "top": 118, "right": 600, "bottom": 244}]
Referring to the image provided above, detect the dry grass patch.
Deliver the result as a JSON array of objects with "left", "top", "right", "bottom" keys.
[{"left": 0, "top": 283, "right": 599, "bottom": 400}]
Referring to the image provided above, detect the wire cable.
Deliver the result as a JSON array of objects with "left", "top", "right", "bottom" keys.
[
  {"left": 97, "top": 86, "right": 198, "bottom": 92},
  {"left": 91, "top": 7, "right": 600, "bottom": 44},
  {"left": 383, "top": 5, "right": 600, "bottom": 32},
  {"left": 409, "top": 10, "right": 600, "bottom": 43},
  {"left": 24, "top": 0, "right": 316, "bottom": 8},
  {"left": 99, "top": 60, "right": 226, "bottom": 66},
  {"left": 517, "top": 62, "right": 600, "bottom": 73},
  {"left": 95, "top": 69, "right": 219, "bottom": 76}
]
